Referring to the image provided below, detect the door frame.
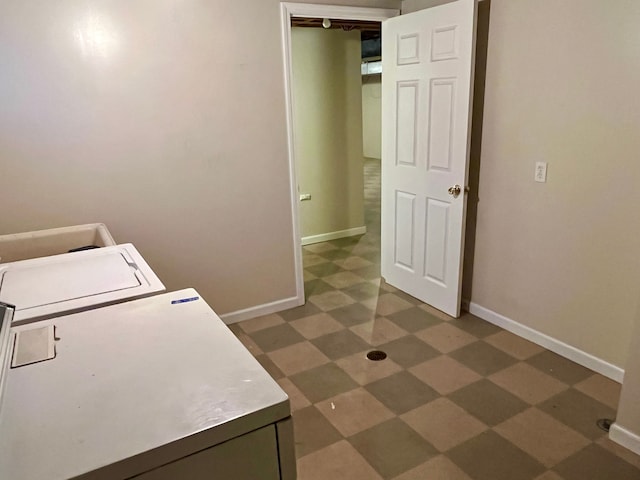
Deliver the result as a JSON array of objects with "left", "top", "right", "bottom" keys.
[{"left": 280, "top": 2, "right": 400, "bottom": 305}]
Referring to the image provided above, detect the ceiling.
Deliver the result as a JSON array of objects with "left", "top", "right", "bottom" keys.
[{"left": 291, "top": 17, "right": 381, "bottom": 41}]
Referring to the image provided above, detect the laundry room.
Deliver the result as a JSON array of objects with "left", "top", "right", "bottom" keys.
[{"left": 1, "top": 1, "right": 640, "bottom": 479}]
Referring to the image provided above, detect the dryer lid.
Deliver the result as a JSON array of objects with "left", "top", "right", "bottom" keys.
[
  {"left": 0, "top": 244, "right": 164, "bottom": 325},
  {"left": 0, "top": 252, "right": 141, "bottom": 310}
]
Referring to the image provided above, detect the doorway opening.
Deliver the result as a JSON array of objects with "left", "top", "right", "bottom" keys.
[
  {"left": 291, "top": 17, "right": 383, "bottom": 304},
  {"left": 280, "top": 3, "right": 399, "bottom": 306}
]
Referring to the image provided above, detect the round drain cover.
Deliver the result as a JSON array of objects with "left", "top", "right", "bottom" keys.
[
  {"left": 367, "top": 350, "right": 387, "bottom": 361},
  {"left": 597, "top": 418, "right": 613, "bottom": 432}
]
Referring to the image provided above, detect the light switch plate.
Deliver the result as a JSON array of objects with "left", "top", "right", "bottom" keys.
[{"left": 535, "top": 162, "right": 548, "bottom": 183}]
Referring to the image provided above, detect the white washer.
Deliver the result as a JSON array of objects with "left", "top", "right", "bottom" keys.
[
  {"left": 0, "top": 243, "right": 165, "bottom": 325},
  {"left": 0, "top": 289, "right": 295, "bottom": 480}
]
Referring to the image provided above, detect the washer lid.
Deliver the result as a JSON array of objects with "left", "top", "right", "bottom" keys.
[
  {"left": 0, "top": 244, "right": 164, "bottom": 325},
  {"left": 1, "top": 252, "right": 140, "bottom": 310}
]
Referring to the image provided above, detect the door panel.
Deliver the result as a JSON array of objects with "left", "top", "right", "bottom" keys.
[
  {"left": 396, "top": 82, "right": 419, "bottom": 166},
  {"left": 424, "top": 197, "right": 449, "bottom": 285},
  {"left": 381, "top": 0, "right": 476, "bottom": 317},
  {"left": 428, "top": 79, "right": 456, "bottom": 171},
  {"left": 394, "top": 191, "right": 416, "bottom": 271}
]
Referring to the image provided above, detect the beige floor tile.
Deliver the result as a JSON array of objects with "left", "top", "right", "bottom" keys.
[
  {"left": 538, "top": 388, "right": 615, "bottom": 440},
  {"left": 401, "top": 398, "right": 487, "bottom": 452},
  {"left": 392, "top": 455, "right": 472, "bottom": 480},
  {"left": 447, "top": 431, "right": 545, "bottom": 480},
  {"left": 323, "top": 271, "right": 367, "bottom": 289},
  {"left": 489, "top": 363, "right": 568, "bottom": 404},
  {"left": 373, "top": 293, "right": 413, "bottom": 316},
  {"left": 409, "top": 356, "right": 481, "bottom": 395},
  {"left": 249, "top": 323, "right": 305, "bottom": 352},
  {"left": 239, "top": 313, "right": 284, "bottom": 334},
  {"left": 418, "top": 303, "right": 454, "bottom": 322},
  {"left": 303, "top": 270, "right": 318, "bottom": 281},
  {"left": 316, "top": 388, "right": 395, "bottom": 437},
  {"left": 554, "top": 443, "right": 640, "bottom": 480},
  {"left": 366, "top": 371, "right": 439, "bottom": 414},
  {"left": 309, "top": 290, "right": 357, "bottom": 311},
  {"left": 596, "top": 436, "right": 640, "bottom": 469},
  {"left": 290, "top": 313, "right": 345, "bottom": 339},
  {"left": 350, "top": 418, "right": 438, "bottom": 478},
  {"left": 361, "top": 296, "right": 380, "bottom": 310},
  {"left": 336, "top": 351, "right": 403, "bottom": 385},
  {"left": 255, "top": 354, "right": 284, "bottom": 380},
  {"left": 350, "top": 244, "right": 379, "bottom": 255},
  {"left": 378, "top": 336, "right": 440, "bottom": 368},
  {"left": 305, "top": 242, "right": 339, "bottom": 253},
  {"left": 297, "top": 440, "right": 383, "bottom": 480},
  {"left": 302, "top": 253, "right": 330, "bottom": 267},
  {"left": 290, "top": 363, "right": 359, "bottom": 403},
  {"left": 350, "top": 317, "right": 407, "bottom": 346},
  {"left": 527, "top": 350, "right": 593, "bottom": 385},
  {"left": 333, "top": 256, "right": 373, "bottom": 270},
  {"left": 415, "top": 323, "right": 477, "bottom": 353},
  {"left": 484, "top": 330, "right": 544, "bottom": 360},
  {"left": 276, "top": 377, "right": 311, "bottom": 412},
  {"left": 449, "top": 379, "right": 528, "bottom": 427},
  {"left": 293, "top": 406, "right": 343, "bottom": 458},
  {"left": 311, "top": 329, "right": 370, "bottom": 360},
  {"left": 341, "top": 282, "right": 380, "bottom": 301},
  {"left": 388, "top": 307, "right": 440, "bottom": 332},
  {"left": 450, "top": 341, "right": 518, "bottom": 376},
  {"left": 494, "top": 408, "right": 590, "bottom": 468},
  {"left": 574, "top": 374, "right": 622, "bottom": 409},
  {"left": 378, "top": 280, "right": 398, "bottom": 292},
  {"left": 534, "top": 472, "right": 566, "bottom": 480},
  {"left": 267, "top": 341, "right": 329, "bottom": 376}
]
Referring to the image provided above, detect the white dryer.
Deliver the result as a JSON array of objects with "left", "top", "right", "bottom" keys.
[{"left": 0, "top": 243, "right": 165, "bottom": 325}]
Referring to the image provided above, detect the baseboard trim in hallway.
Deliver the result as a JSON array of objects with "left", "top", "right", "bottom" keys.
[
  {"left": 467, "top": 301, "right": 625, "bottom": 383},
  {"left": 220, "top": 295, "right": 303, "bottom": 325},
  {"left": 301, "top": 226, "right": 367, "bottom": 246}
]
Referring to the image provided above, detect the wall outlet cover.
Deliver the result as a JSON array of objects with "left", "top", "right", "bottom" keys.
[{"left": 535, "top": 162, "right": 548, "bottom": 183}]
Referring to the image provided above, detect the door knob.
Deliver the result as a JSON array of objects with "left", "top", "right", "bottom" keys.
[{"left": 448, "top": 185, "right": 461, "bottom": 198}]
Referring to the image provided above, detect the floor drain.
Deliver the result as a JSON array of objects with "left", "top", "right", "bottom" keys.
[
  {"left": 367, "top": 350, "right": 387, "bottom": 361},
  {"left": 597, "top": 418, "right": 614, "bottom": 432}
]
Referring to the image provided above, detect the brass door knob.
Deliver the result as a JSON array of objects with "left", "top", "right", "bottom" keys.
[{"left": 448, "top": 185, "right": 462, "bottom": 198}]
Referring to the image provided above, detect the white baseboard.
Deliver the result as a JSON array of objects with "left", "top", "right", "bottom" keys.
[
  {"left": 610, "top": 423, "right": 640, "bottom": 456},
  {"left": 220, "top": 295, "right": 303, "bottom": 325},
  {"left": 467, "top": 301, "right": 625, "bottom": 383},
  {"left": 302, "top": 226, "right": 367, "bottom": 246}
]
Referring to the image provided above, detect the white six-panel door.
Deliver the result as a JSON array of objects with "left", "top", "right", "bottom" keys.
[{"left": 381, "top": 0, "right": 476, "bottom": 317}]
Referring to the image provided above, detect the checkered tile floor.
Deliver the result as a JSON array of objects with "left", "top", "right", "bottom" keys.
[{"left": 229, "top": 159, "right": 640, "bottom": 480}]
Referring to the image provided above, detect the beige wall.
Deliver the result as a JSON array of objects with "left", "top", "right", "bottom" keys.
[
  {"left": 403, "top": 0, "right": 640, "bottom": 368},
  {"left": 362, "top": 76, "right": 382, "bottom": 159},
  {"left": 0, "top": 0, "right": 399, "bottom": 315},
  {"left": 293, "top": 28, "right": 365, "bottom": 239},
  {"left": 402, "top": 0, "right": 455, "bottom": 13},
  {"left": 472, "top": 0, "right": 640, "bottom": 368}
]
